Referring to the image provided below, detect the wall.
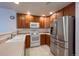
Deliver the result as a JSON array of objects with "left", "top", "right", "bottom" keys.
[
  {"left": 76, "top": 2, "right": 79, "bottom": 56},
  {"left": 0, "top": 8, "right": 16, "bottom": 35}
]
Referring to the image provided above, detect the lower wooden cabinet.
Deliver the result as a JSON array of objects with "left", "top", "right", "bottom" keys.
[
  {"left": 40, "top": 34, "right": 50, "bottom": 46},
  {"left": 25, "top": 35, "right": 30, "bottom": 48},
  {"left": 45, "top": 35, "right": 50, "bottom": 46},
  {"left": 40, "top": 34, "right": 46, "bottom": 45}
]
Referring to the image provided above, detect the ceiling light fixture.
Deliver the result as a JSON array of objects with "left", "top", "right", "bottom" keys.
[
  {"left": 14, "top": 2, "right": 19, "bottom": 4},
  {"left": 27, "top": 11, "right": 31, "bottom": 15},
  {"left": 50, "top": 12, "right": 53, "bottom": 15},
  {"left": 42, "top": 14, "right": 45, "bottom": 16}
]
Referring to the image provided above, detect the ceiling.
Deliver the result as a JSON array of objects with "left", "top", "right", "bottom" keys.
[{"left": 0, "top": 2, "right": 71, "bottom": 16}]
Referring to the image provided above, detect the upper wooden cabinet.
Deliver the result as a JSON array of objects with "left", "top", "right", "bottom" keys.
[
  {"left": 39, "top": 16, "right": 50, "bottom": 28},
  {"left": 64, "top": 2, "right": 75, "bottom": 16},
  {"left": 25, "top": 15, "right": 35, "bottom": 28},
  {"left": 17, "top": 13, "right": 50, "bottom": 28},
  {"left": 50, "top": 13, "right": 57, "bottom": 27},
  {"left": 17, "top": 13, "right": 26, "bottom": 28},
  {"left": 39, "top": 17, "right": 45, "bottom": 28},
  {"left": 56, "top": 3, "right": 75, "bottom": 17},
  {"left": 51, "top": 13, "right": 57, "bottom": 21},
  {"left": 56, "top": 9, "right": 64, "bottom": 18},
  {"left": 45, "top": 17, "right": 50, "bottom": 28},
  {"left": 17, "top": 13, "right": 40, "bottom": 28}
]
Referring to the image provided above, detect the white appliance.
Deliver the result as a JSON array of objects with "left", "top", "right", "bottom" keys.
[
  {"left": 30, "top": 22, "right": 39, "bottom": 28},
  {"left": 50, "top": 16, "right": 75, "bottom": 56},
  {"left": 30, "top": 22, "right": 40, "bottom": 47}
]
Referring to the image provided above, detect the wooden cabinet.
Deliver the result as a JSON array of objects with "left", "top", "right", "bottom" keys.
[
  {"left": 64, "top": 2, "right": 75, "bottom": 16},
  {"left": 25, "top": 15, "right": 34, "bottom": 28},
  {"left": 25, "top": 35, "right": 30, "bottom": 48},
  {"left": 45, "top": 35, "right": 50, "bottom": 46},
  {"left": 56, "top": 9, "right": 64, "bottom": 19},
  {"left": 40, "top": 34, "right": 46, "bottom": 45},
  {"left": 50, "top": 13, "right": 57, "bottom": 27},
  {"left": 56, "top": 3, "right": 75, "bottom": 18},
  {"left": 39, "top": 17, "right": 45, "bottom": 28},
  {"left": 40, "top": 34, "right": 50, "bottom": 46},
  {"left": 17, "top": 13, "right": 26, "bottom": 28},
  {"left": 17, "top": 13, "right": 39, "bottom": 28},
  {"left": 51, "top": 13, "right": 57, "bottom": 21},
  {"left": 45, "top": 17, "right": 50, "bottom": 28},
  {"left": 39, "top": 17, "right": 50, "bottom": 28},
  {"left": 17, "top": 13, "right": 50, "bottom": 28}
]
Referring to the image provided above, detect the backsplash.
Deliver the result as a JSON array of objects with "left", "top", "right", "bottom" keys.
[{"left": 17, "top": 28, "right": 50, "bottom": 34}]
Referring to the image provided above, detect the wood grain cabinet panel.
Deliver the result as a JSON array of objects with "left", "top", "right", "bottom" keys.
[
  {"left": 50, "top": 13, "right": 57, "bottom": 27},
  {"left": 17, "top": 13, "right": 40, "bottom": 28},
  {"left": 25, "top": 35, "right": 30, "bottom": 48},
  {"left": 45, "top": 35, "right": 50, "bottom": 46},
  {"left": 45, "top": 17, "right": 50, "bottom": 28},
  {"left": 17, "top": 13, "right": 26, "bottom": 28},
  {"left": 40, "top": 34, "right": 50, "bottom": 46},
  {"left": 40, "top": 34, "right": 46, "bottom": 45},
  {"left": 39, "top": 17, "right": 45, "bottom": 28},
  {"left": 64, "top": 2, "right": 75, "bottom": 16},
  {"left": 56, "top": 9, "right": 64, "bottom": 19}
]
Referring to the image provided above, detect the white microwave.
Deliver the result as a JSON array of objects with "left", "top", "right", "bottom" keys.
[{"left": 30, "top": 22, "right": 39, "bottom": 28}]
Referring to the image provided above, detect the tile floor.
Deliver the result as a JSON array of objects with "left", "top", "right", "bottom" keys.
[{"left": 25, "top": 45, "right": 53, "bottom": 56}]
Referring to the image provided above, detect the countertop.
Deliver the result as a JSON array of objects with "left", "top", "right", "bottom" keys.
[
  {"left": 40, "top": 33, "right": 50, "bottom": 35},
  {"left": 26, "top": 33, "right": 50, "bottom": 36}
]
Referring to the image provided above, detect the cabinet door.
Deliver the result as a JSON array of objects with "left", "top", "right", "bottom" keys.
[
  {"left": 17, "top": 13, "right": 27, "bottom": 28},
  {"left": 26, "top": 15, "right": 33, "bottom": 28},
  {"left": 64, "top": 3, "right": 75, "bottom": 16},
  {"left": 68, "top": 2, "right": 75, "bottom": 16},
  {"left": 17, "top": 13, "right": 25, "bottom": 28},
  {"left": 39, "top": 17, "right": 45, "bottom": 28},
  {"left": 40, "top": 34, "right": 46, "bottom": 45},
  {"left": 45, "top": 35, "right": 50, "bottom": 46},
  {"left": 25, "top": 35, "right": 30, "bottom": 48},
  {"left": 45, "top": 17, "right": 50, "bottom": 28},
  {"left": 56, "top": 9, "right": 64, "bottom": 19},
  {"left": 50, "top": 13, "right": 57, "bottom": 27}
]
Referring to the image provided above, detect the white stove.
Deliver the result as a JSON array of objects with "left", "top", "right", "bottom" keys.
[{"left": 30, "top": 22, "right": 40, "bottom": 47}]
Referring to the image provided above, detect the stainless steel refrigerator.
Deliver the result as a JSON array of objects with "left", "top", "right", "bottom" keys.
[{"left": 50, "top": 16, "right": 75, "bottom": 56}]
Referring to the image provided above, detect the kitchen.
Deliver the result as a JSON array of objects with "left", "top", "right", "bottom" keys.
[{"left": 0, "top": 2, "right": 75, "bottom": 56}]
